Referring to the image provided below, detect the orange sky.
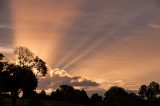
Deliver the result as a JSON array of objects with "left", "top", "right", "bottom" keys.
[{"left": 0, "top": 0, "right": 160, "bottom": 93}]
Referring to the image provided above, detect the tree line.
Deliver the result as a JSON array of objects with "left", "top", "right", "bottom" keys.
[
  {"left": 22, "top": 82, "right": 160, "bottom": 106},
  {"left": 0, "top": 47, "right": 160, "bottom": 106}
]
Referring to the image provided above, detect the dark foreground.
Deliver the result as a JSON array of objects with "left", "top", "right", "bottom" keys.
[{"left": 1, "top": 97, "right": 86, "bottom": 106}]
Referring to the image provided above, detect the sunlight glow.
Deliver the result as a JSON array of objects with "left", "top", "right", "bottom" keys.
[{"left": 5, "top": 0, "right": 160, "bottom": 91}]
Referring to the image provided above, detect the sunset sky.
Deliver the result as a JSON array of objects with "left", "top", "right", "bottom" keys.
[{"left": 0, "top": 0, "right": 160, "bottom": 95}]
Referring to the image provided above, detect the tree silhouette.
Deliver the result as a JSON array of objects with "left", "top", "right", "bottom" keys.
[
  {"left": 38, "top": 90, "right": 47, "bottom": 99},
  {"left": 12, "top": 47, "right": 47, "bottom": 98},
  {"left": 0, "top": 67, "right": 11, "bottom": 94},
  {"left": 40, "top": 90, "right": 47, "bottom": 96},
  {"left": 0, "top": 53, "right": 4, "bottom": 60},
  {"left": 59, "top": 85, "right": 74, "bottom": 94},
  {"left": 17, "top": 67, "right": 38, "bottom": 98},
  {"left": 14, "top": 47, "right": 34, "bottom": 67},
  {"left": 33, "top": 56, "right": 47, "bottom": 77},
  {"left": 13, "top": 47, "right": 48, "bottom": 97},
  {"left": 104, "top": 86, "right": 127, "bottom": 98},
  {"left": 91, "top": 93, "right": 102, "bottom": 102},
  {"left": 59, "top": 85, "right": 75, "bottom": 101},
  {"left": 78, "top": 89, "right": 89, "bottom": 104},
  {"left": 103, "top": 86, "right": 134, "bottom": 106},
  {"left": 14, "top": 47, "right": 48, "bottom": 77},
  {"left": 50, "top": 85, "right": 89, "bottom": 105},
  {"left": 139, "top": 84, "right": 148, "bottom": 99},
  {"left": 0, "top": 54, "right": 10, "bottom": 93},
  {"left": 90, "top": 93, "right": 103, "bottom": 106},
  {"left": 0, "top": 53, "right": 5, "bottom": 72},
  {"left": 0, "top": 58, "right": 18, "bottom": 106},
  {"left": 0, "top": 47, "right": 48, "bottom": 106},
  {"left": 3, "top": 56, "right": 39, "bottom": 98},
  {"left": 138, "top": 82, "right": 160, "bottom": 100},
  {"left": 2, "top": 64, "right": 38, "bottom": 106},
  {"left": 51, "top": 89, "right": 64, "bottom": 100}
]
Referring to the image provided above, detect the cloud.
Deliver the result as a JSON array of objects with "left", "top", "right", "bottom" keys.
[
  {"left": 0, "top": 46, "right": 14, "bottom": 54},
  {"left": 0, "top": 0, "right": 14, "bottom": 47},
  {"left": 98, "top": 80, "right": 141, "bottom": 90},
  {"left": 148, "top": 21, "right": 160, "bottom": 29},
  {"left": 37, "top": 68, "right": 140, "bottom": 95},
  {"left": 0, "top": 25, "right": 12, "bottom": 29},
  {"left": 38, "top": 68, "right": 100, "bottom": 90}
]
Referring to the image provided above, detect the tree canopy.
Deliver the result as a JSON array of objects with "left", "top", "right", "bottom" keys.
[
  {"left": 139, "top": 81, "right": 160, "bottom": 100},
  {"left": 14, "top": 47, "right": 48, "bottom": 77},
  {"left": 0, "top": 47, "right": 48, "bottom": 106}
]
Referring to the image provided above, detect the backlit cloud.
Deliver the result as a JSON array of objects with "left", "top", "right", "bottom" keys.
[
  {"left": 148, "top": 21, "right": 160, "bottom": 29},
  {"left": 38, "top": 68, "right": 100, "bottom": 90}
]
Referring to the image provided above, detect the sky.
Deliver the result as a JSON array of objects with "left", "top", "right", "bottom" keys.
[{"left": 0, "top": 0, "right": 160, "bottom": 95}]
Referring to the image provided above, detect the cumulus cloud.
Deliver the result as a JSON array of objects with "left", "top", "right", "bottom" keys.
[{"left": 38, "top": 68, "right": 100, "bottom": 90}]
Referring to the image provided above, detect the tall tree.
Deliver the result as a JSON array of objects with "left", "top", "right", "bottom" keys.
[
  {"left": 14, "top": 47, "right": 47, "bottom": 77},
  {"left": 139, "top": 84, "right": 147, "bottom": 99},
  {"left": 91, "top": 93, "right": 102, "bottom": 102},
  {"left": 104, "top": 86, "right": 133, "bottom": 106},
  {"left": 12, "top": 47, "right": 48, "bottom": 97},
  {"left": 146, "top": 82, "right": 159, "bottom": 99},
  {"left": 33, "top": 56, "right": 47, "bottom": 77},
  {"left": 0, "top": 47, "right": 48, "bottom": 106},
  {"left": 0, "top": 53, "right": 4, "bottom": 71},
  {"left": 0, "top": 54, "right": 9, "bottom": 93},
  {"left": 51, "top": 85, "right": 89, "bottom": 105},
  {"left": 14, "top": 47, "right": 34, "bottom": 67},
  {"left": 138, "top": 82, "right": 160, "bottom": 100}
]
